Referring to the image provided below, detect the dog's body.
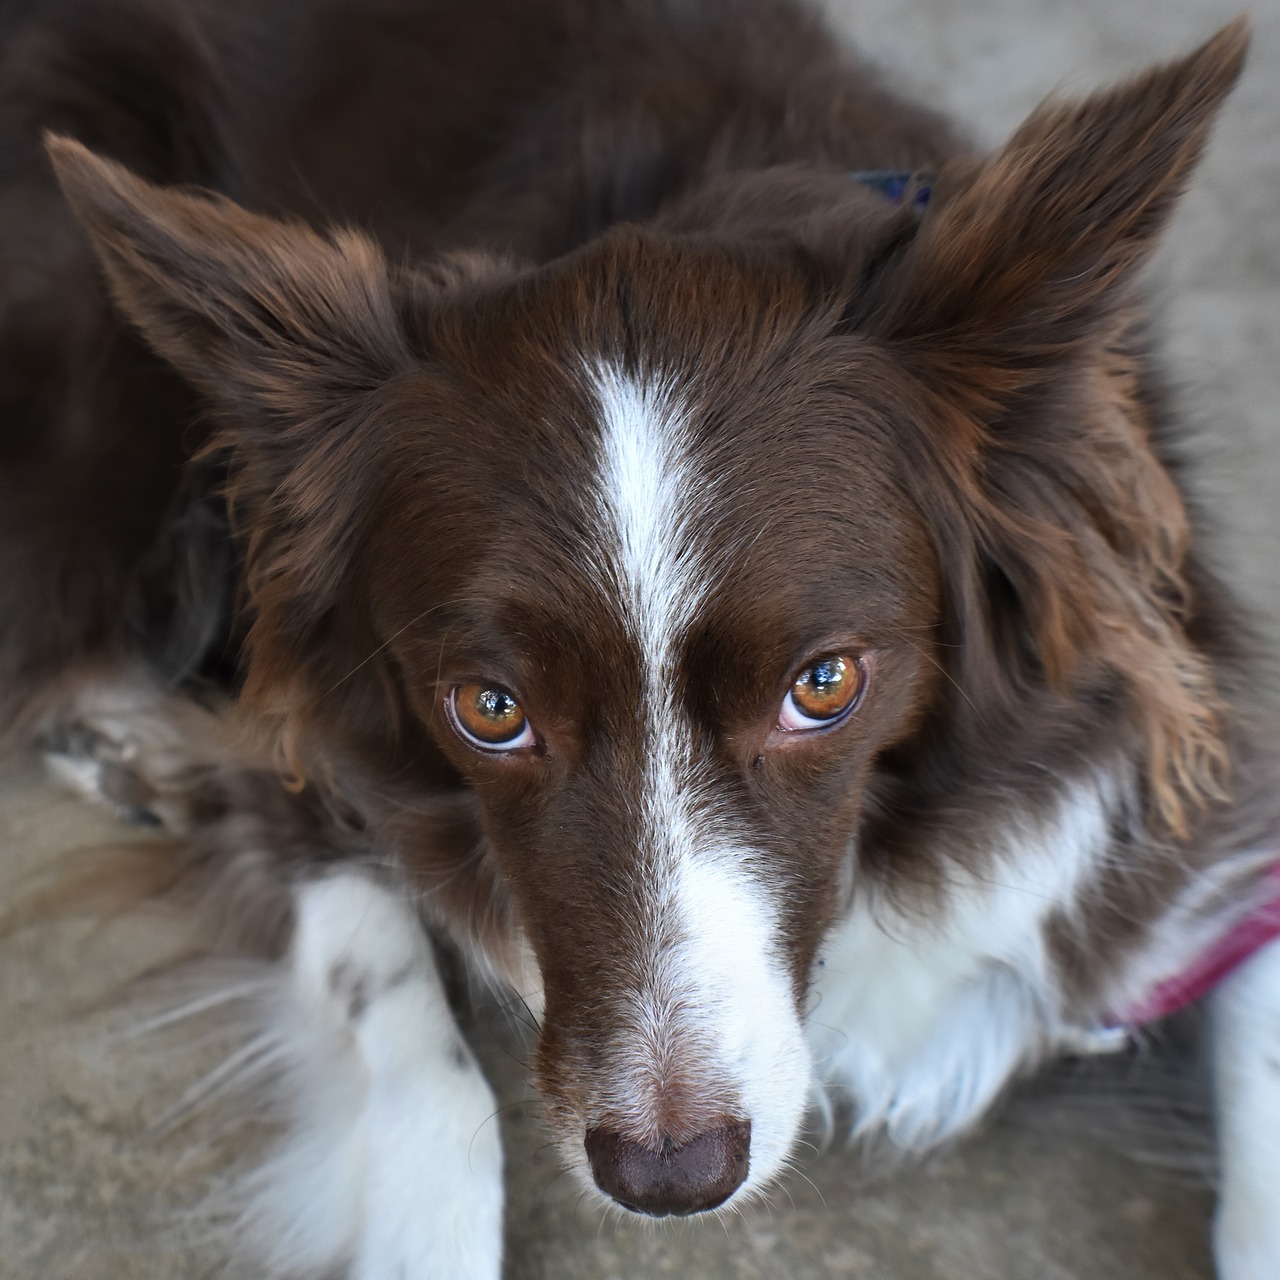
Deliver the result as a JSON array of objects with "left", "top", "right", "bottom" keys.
[{"left": 2, "top": 1, "right": 1279, "bottom": 1276}]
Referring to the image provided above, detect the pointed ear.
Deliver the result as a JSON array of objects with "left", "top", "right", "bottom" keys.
[
  {"left": 858, "top": 26, "right": 1246, "bottom": 838},
  {"left": 44, "top": 134, "right": 411, "bottom": 420},
  {"left": 45, "top": 137, "right": 418, "bottom": 724},
  {"left": 867, "top": 19, "right": 1248, "bottom": 411}
]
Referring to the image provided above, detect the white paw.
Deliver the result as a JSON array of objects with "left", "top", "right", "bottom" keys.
[
  {"left": 290, "top": 871, "right": 433, "bottom": 1025},
  {"left": 43, "top": 720, "right": 162, "bottom": 822},
  {"left": 1211, "top": 938, "right": 1280, "bottom": 1280},
  {"left": 38, "top": 675, "right": 231, "bottom": 829},
  {"left": 244, "top": 871, "right": 504, "bottom": 1280}
]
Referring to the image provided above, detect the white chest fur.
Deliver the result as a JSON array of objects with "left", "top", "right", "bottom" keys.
[{"left": 807, "top": 778, "right": 1115, "bottom": 1149}]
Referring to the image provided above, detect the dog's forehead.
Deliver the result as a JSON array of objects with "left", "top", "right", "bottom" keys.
[
  {"left": 424, "top": 236, "right": 923, "bottom": 533},
  {"left": 379, "top": 234, "right": 936, "bottom": 680},
  {"left": 396, "top": 391, "right": 926, "bottom": 686}
]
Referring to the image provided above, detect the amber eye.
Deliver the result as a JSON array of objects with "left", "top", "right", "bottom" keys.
[
  {"left": 448, "top": 683, "right": 536, "bottom": 751},
  {"left": 777, "top": 655, "right": 866, "bottom": 732}
]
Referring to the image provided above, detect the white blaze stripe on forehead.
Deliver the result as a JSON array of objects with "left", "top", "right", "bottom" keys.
[
  {"left": 589, "top": 362, "right": 706, "bottom": 642},
  {"left": 587, "top": 361, "right": 811, "bottom": 1193}
]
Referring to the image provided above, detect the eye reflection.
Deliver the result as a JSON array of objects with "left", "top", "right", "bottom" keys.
[{"left": 449, "top": 683, "right": 536, "bottom": 751}]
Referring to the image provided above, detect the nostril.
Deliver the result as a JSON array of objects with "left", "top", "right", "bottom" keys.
[{"left": 584, "top": 1119, "right": 751, "bottom": 1217}]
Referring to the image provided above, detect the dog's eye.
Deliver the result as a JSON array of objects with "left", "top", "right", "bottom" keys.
[
  {"left": 777, "top": 655, "right": 867, "bottom": 732},
  {"left": 448, "top": 683, "right": 536, "bottom": 751}
]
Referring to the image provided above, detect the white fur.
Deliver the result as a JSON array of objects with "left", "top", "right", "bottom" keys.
[
  {"left": 588, "top": 361, "right": 709, "bottom": 644},
  {"left": 45, "top": 749, "right": 112, "bottom": 802},
  {"left": 1211, "top": 935, "right": 1280, "bottom": 1280},
  {"left": 242, "top": 872, "right": 503, "bottom": 1280},
  {"left": 809, "top": 777, "right": 1114, "bottom": 1148},
  {"left": 666, "top": 852, "right": 812, "bottom": 1180},
  {"left": 588, "top": 362, "right": 810, "bottom": 1195}
]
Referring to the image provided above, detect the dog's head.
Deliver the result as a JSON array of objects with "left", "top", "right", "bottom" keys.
[{"left": 48, "top": 22, "right": 1244, "bottom": 1215}]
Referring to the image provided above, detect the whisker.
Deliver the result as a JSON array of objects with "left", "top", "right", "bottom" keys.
[
  {"left": 148, "top": 1032, "right": 287, "bottom": 1136},
  {"left": 323, "top": 599, "right": 456, "bottom": 695},
  {"left": 109, "top": 978, "right": 274, "bottom": 1040}
]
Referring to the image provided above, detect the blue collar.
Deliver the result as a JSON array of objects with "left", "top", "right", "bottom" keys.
[{"left": 849, "top": 169, "right": 933, "bottom": 209}]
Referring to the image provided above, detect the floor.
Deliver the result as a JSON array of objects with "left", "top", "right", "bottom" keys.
[{"left": 2, "top": 0, "right": 1278, "bottom": 1276}]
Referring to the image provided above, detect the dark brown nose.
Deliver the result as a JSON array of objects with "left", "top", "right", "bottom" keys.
[{"left": 584, "top": 1120, "right": 751, "bottom": 1216}]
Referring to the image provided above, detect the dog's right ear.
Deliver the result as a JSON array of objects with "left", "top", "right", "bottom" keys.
[
  {"left": 45, "top": 136, "right": 419, "bottom": 725},
  {"left": 44, "top": 134, "right": 411, "bottom": 424}
]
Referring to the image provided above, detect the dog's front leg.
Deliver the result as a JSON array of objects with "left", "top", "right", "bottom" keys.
[
  {"left": 247, "top": 870, "right": 504, "bottom": 1280},
  {"left": 1211, "top": 936, "right": 1280, "bottom": 1280}
]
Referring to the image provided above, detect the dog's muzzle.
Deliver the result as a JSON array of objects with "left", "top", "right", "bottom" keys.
[{"left": 584, "top": 1119, "right": 751, "bottom": 1216}]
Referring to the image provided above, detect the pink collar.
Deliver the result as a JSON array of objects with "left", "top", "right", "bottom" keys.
[{"left": 1117, "top": 859, "right": 1280, "bottom": 1026}]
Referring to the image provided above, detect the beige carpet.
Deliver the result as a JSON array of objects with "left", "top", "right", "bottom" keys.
[{"left": 2, "top": 1, "right": 1278, "bottom": 1276}]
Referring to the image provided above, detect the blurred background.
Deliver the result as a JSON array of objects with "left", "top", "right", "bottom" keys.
[{"left": 0, "top": 1, "right": 1276, "bottom": 1277}]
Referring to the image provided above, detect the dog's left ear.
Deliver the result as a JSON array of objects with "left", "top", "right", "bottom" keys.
[
  {"left": 867, "top": 18, "right": 1248, "bottom": 412},
  {"left": 860, "top": 23, "right": 1247, "bottom": 838}
]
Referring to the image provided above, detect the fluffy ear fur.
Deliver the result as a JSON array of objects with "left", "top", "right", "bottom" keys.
[
  {"left": 871, "top": 19, "right": 1248, "bottom": 411},
  {"left": 44, "top": 134, "right": 411, "bottom": 421},
  {"left": 44, "top": 136, "right": 414, "bottom": 728},
  {"left": 865, "top": 23, "right": 1248, "bottom": 835}
]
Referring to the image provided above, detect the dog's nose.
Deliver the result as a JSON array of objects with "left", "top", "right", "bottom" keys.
[{"left": 584, "top": 1120, "right": 751, "bottom": 1216}]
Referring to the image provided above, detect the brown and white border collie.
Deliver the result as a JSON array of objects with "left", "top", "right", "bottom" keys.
[{"left": 1, "top": 0, "right": 1277, "bottom": 1275}]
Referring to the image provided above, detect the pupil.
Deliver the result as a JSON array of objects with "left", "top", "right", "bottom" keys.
[{"left": 478, "top": 688, "right": 515, "bottom": 721}]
